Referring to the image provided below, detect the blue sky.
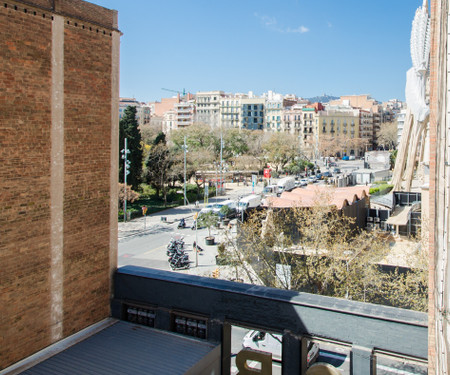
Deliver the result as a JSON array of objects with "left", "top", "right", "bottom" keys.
[{"left": 90, "top": 0, "right": 420, "bottom": 103}]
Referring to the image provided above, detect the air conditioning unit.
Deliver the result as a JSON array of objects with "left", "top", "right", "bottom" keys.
[
  {"left": 366, "top": 223, "right": 374, "bottom": 230},
  {"left": 367, "top": 217, "right": 373, "bottom": 222},
  {"left": 374, "top": 217, "right": 380, "bottom": 223}
]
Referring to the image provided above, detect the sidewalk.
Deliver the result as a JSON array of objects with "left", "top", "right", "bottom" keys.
[{"left": 118, "top": 182, "right": 261, "bottom": 239}]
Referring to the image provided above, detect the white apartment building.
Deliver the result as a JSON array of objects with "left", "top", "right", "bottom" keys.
[
  {"left": 396, "top": 109, "right": 407, "bottom": 146},
  {"left": 195, "top": 91, "right": 224, "bottom": 127},
  {"left": 162, "top": 109, "right": 176, "bottom": 134},
  {"left": 265, "top": 92, "right": 284, "bottom": 132},
  {"left": 219, "top": 97, "right": 243, "bottom": 129},
  {"left": 175, "top": 101, "right": 195, "bottom": 129}
]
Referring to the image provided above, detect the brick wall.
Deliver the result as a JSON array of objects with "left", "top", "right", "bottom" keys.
[
  {"left": 62, "top": 21, "right": 112, "bottom": 336},
  {"left": 0, "top": 0, "right": 118, "bottom": 369}
]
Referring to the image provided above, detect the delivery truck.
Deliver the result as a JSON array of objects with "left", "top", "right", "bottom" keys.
[{"left": 276, "top": 177, "right": 295, "bottom": 195}]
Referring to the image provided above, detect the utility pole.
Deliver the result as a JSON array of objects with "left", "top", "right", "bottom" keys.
[
  {"left": 121, "top": 138, "right": 130, "bottom": 222},
  {"left": 183, "top": 136, "right": 188, "bottom": 205},
  {"left": 220, "top": 132, "right": 224, "bottom": 195}
]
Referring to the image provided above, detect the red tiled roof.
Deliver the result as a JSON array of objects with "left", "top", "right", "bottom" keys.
[{"left": 263, "top": 185, "right": 369, "bottom": 209}]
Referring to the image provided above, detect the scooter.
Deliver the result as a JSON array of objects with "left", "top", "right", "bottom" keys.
[{"left": 177, "top": 218, "right": 186, "bottom": 229}]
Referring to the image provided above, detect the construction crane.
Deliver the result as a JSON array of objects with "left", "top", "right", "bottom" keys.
[{"left": 161, "top": 88, "right": 187, "bottom": 96}]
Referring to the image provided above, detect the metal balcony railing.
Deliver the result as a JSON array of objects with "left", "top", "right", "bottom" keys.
[{"left": 112, "top": 266, "right": 427, "bottom": 375}]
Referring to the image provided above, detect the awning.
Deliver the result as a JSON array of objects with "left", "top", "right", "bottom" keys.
[{"left": 386, "top": 206, "right": 412, "bottom": 226}]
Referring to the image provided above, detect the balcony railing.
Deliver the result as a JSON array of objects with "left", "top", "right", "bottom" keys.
[{"left": 112, "top": 266, "right": 427, "bottom": 375}]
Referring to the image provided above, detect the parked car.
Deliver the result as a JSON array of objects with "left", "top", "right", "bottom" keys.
[
  {"left": 342, "top": 156, "right": 350, "bottom": 161},
  {"left": 322, "top": 171, "right": 333, "bottom": 178},
  {"left": 329, "top": 162, "right": 338, "bottom": 167},
  {"left": 349, "top": 155, "right": 356, "bottom": 160},
  {"left": 242, "top": 330, "right": 319, "bottom": 365}
]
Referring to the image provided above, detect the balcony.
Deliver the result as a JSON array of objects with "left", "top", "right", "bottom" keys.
[{"left": 110, "top": 266, "right": 427, "bottom": 375}]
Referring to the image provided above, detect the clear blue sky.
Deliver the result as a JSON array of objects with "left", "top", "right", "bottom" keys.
[{"left": 90, "top": 0, "right": 420, "bottom": 103}]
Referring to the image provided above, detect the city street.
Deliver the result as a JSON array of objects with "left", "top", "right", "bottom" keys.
[{"left": 118, "top": 182, "right": 260, "bottom": 276}]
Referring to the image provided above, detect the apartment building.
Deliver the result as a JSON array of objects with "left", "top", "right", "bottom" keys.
[
  {"left": 396, "top": 109, "right": 407, "bottom": 146},
  {"left": 359, "top": 109, "right": 374, "bottom": 146},
  {"left": 219, "top": 96, "right": 242, "bottom": 129},
  {"left": 282, "top": 104, "right": 304, "bottom": 135},
  {"left": 149, "top": 96, "right": 180, "bottom": 117},
  {"left": 240, "top": 97, "right": 265, "bottom": 130},
  {"left": 175, "top": 100, "right": 195, "bottom": 129},
  {"left": 330, "top": 94, "right": 382, "bottom": 141},
  {"left": 317, "top": 106, "right": 364, "bottom": 156},
  {"left": 119, "top": 97, "right": 151, "bottom": 126},
  {"left": 195, "top": 90, "right": 224, "bottom": 127},
  {"left": 162, "top": 109, "right": 176, "bottom": 133},
  {"left": 265, "top": 96, "right": 284, "bottom": 132}
]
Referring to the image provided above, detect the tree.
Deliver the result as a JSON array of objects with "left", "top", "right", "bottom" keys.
[
  {"left": 119, "top": 106, "right": 143, "bottom": 190},
  {"left": 247, "top": 130, "right": 271, "bottom": 170},
  {"left": 118, "top": 183, "right": 140, "bottom": 206},
  {"left": 318, "top": 135, "right": 346, "bottom": 157},
  {"left": 263, "top": 133, "right": 298, "bottom": 172},
  {"left": 218, "top": 193, "right": 427, "bottom": 311},
  {"left": 222, "top": 128, "right": 249, "bottom": 161},
  {"left": 197, "top": 211, "right": 218, "bottom": 238},
  {"left": 286, "top": 159, "right": 314, "bottom": 175},
  {"left": 143, "top": 132, "right": 172, "bottom": 205},
  {"left": 170, "top": 123, "right": 218, "bottom": 153},
  {"left": 377, "top": 121, "right": 398, "bottom": 150}
]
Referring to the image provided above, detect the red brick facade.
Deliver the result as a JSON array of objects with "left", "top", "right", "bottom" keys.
[{"left": 0, "top": 0, "right": 118, "bottom": 369}]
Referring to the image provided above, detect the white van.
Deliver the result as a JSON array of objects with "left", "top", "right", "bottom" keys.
[
  {"left": 237, "top": 194, "right": 261, "bottom": 213},
  {"left": 263, "top": 185, "right": 278, "bottom": 196},
  {"left": 277, "top": 177, "right": 296, "bottom": 195},
  {"left": 212, "top": 200, "right": 237, "bottom": 220},
  {"left": 242, "top": 330, "right": 319, "bottom": 365}
]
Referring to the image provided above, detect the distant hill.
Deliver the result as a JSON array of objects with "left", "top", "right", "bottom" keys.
[{"left": 306, "top": 94, "right": 339, "bottom": 103}]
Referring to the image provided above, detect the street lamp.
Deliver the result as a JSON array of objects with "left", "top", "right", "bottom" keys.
[
  {"left": 182, "top": 136, "right": 188, "bottom": 206},
  {"left": 121, "top": 138, "right": 130, "bottom": 222}
]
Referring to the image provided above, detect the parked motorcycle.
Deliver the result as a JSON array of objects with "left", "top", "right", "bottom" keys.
[{"left": 169, "top": 252, "right": 190, "bottom": 269}]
